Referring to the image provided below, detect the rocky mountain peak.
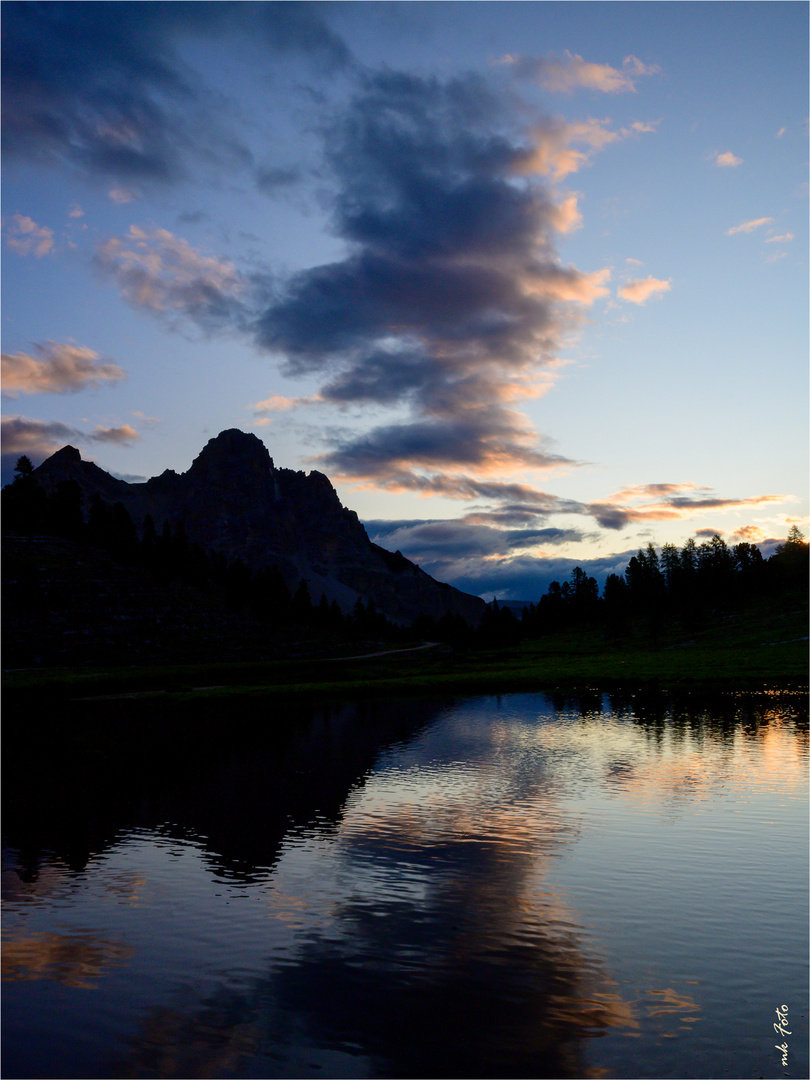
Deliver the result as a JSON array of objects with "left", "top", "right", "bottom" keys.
[
  {"left": 187, "top": 429, "right": 275, "bottom": 484},
  {"left": 50, "top": 445, "right": 82, "bottom": 464},
  {"left": 27, "top": 430, "right": 486, "bottom": 625}
]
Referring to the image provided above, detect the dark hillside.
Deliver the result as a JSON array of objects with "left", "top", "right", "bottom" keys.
[{"left": 2, "top": 534, "right": 350, "bottom": 668}]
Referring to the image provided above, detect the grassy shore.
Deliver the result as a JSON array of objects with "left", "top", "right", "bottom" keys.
[{"left": 5, "top": 595, "right": 806, "bottom": 709}]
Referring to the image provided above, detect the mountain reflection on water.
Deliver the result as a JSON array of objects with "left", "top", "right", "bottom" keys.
[{"left": 3, "top": 689, "right": 808, "bottom": 1079}]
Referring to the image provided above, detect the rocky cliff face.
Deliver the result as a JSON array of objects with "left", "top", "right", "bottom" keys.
[{"left": 33, "top": 430, "right": 486, "bottom": 625}]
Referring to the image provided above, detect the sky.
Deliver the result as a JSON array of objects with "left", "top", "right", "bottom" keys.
[{"left": 2, "top": 1, "right": 807, "bottom": 600}]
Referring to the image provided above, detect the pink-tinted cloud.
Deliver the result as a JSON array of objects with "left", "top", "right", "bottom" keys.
[
  {"left": 765, "top": 232, "right": 794, "bottom": 243},
  {"left": 713, "top": 151, "right": 742, "bottom": 167},
  {"left": 89, "top": 424, "right": 139, "bottom": 445},
  {"left": 252, "top": 393, "right": 321, "bottom": 415},
  {"left": 548, "top": 193, "right": 583, "bottom": 234},
  {"left": 502, "top": 51, "right": 660, "bottom": 94},
  {"left": 1, "top": 415, "right": 140, "bottom": 476},
  {"left": 2, "top": 415, "right": 84, "bottom": 461},
  {"left": 3, "top": 213, "right": 54, "bottom": 257},
  {"left": 603, "top": 482, "right": 709, "bottom": 504},
  {"left": 519, "top": 117, "right": 658, "bottom": 181},
  {"left": 618, "top": 276, "right": 671, "bottom": 304},
  {"left": 726, "top": 217, "right": 773, "bottom": 235},
  {"left": 523, "top": 265, "right": 611, "bottom": 304},
  {"left": 2, "top": 341, "right": 126, "bottom": 395},
  {"left": 94, "top": 226, "right": 243, "bottom": 326}
]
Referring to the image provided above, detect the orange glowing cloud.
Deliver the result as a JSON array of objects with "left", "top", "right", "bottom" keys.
[
  {"left": 252, "top": 393, "right": 321, "bottom": 414},
  {"left": 519, "top": 117, "right": 658, "bottom": 182},
  {"left": 732, "top": 525, "right": 767, "bottom": 542},
  {"left": 618, "top": 276, "right": 671, "bottom": 304},
  {"left": 2, "top": 341, "right": 126, "bottom": 395},
  {"left": 588, "top": 487, "right": 789, "bottom": 530},
  {"left": 523, "top": 266, "right": 611, "bottom": 304},
  {"left": 548, "top": 193, "right": 583, "bottom": 234}
]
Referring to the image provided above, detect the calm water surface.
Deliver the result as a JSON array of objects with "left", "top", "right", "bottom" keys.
[{"left": 3, "top": 689, "right": 808, "bottom": 1079}]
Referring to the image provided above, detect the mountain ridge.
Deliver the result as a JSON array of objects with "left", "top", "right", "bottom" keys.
[{"left": 30, "top": 429, "right": 486, "bottom": 625}]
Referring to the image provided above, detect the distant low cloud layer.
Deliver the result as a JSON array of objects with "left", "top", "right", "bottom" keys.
[{"left": 360, "top": 477, "right": 790, "bottom": 598}]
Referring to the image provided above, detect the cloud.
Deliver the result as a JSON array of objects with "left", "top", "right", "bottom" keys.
[
  {"left": 713, "top": 151, "right": 742, "bottom": 167},
  {"left": 501, "top": 51, "right": 660, "bottom": 94},
  {"left": 364, "top": 516, "right": 593, "bottom": 598},
  {"left": 108, "top": 186, "right": 140, "bottom": 204},
  {"left": 765, "top": 232, "right": 794, "bottom": 243},
  {"left": 366, "top": 516, "right": 584, "bottom": 561},
  {"left": 252, "top": 393, "right": 321, "bottom": 417},
  {"left": 518, "top": 117, "right": 657, "bottom": 182},
  {"left": 617, "top": 276, "right": 671, "bottom": 304},
  {"left": 94, "top": 226, "right": 243, "bottom": 328},
  {"left": 3, "top": 213, "right": 54, "bottom": 256},
  {"left": 587, "top": 483, "right": 788, "bottom": 530},
  {"left": 726, "top": 217, "right": 773, "bottom": 235},
  {"left": 256, "top": 166, "right": 303, "bottom": 194},
  {"left": 253, "top": 394, "right": 304, "bottom": 413},
  {"left": 89, "top": 423, "right": 139, "bottom": 445},
  {"left": 365, "top": 476, "right": 791, "bottom": 593},
  {"left": 1, "top": 414, "right": 139, "bottom": 482},
  {"left": 431, "top": 550, "right": 640, "bottom": 602},
  {"left": 68, "top": 204, "right": 84, "bottom": 218},
  {"left": 1, "top": 2, "right": 351, "bottom": 185},
  {"left": 2, "top": 415, "right": 84, "bottom": 464},
  {"left": 0, "top": 412, "right": 139, "bottom": 481},
  {"left": 776, "top": 127, "right": 786, "bottom": 138},
  {"left": 733, "top": 524, "right": 767, "bottom": 542},
  {"left": 548, "top": 193, "right": 583, "bottom": 234},
  {"left": 251, "top": 70, "right": 615, "bottom": 494},
  {"left": 1, "top": 341, "right": 126, "bottom": 395}
]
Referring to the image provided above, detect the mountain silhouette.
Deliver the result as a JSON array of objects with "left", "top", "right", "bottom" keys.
[{"left": 31, "top": 429, "right": 486, "bottom": 625}]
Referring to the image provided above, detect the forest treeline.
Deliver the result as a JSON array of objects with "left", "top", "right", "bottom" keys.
[
  {"left": 2, "top": 457, "right": 398, "bottom": 641},
  {"left": 3, "top": 455, "right": 808, "bottom": 650}
]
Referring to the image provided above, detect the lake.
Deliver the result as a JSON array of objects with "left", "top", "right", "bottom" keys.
[{"left": 3, "top": 688, "right": 808, "bottom": 1079}]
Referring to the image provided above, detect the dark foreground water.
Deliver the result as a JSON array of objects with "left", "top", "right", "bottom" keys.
[{"left": 3, "top": 689, "right": 808, "bottom": 1079}]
